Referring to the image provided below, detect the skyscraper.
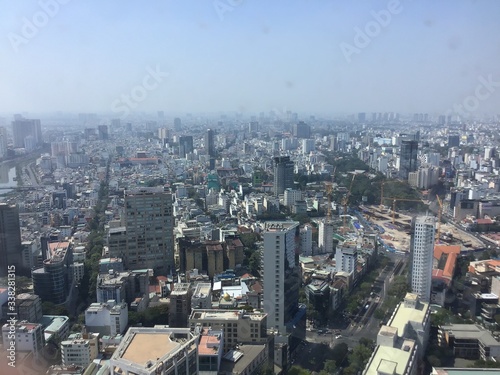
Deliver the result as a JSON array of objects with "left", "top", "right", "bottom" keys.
[
  {"left": 124, "top": 187, "right": 174, "bottom": 274},
  {"left": 0, "top": 203, "right": 22, "bottom": 277},
  {"left": 12, "top": 118, "right": 42, "bottom": 148},
  {"left": 399, "top": 140, "right": 418, "bottom": 179},
  {"left": 262, "top": 221, "right": 300, "bottom": 334},
  {"left": 273, "top": 156, "right": 294, "bottom": 196},
  {"left": 409, "top": 216, "right": 435, "bottom": 302},
  {"left": 292, "top": 121, "right": 310, "bottom": 138},
  {"left": 179, "top": 136, "right": 194, "bottom": 157},
  {"left": 318, "top": 220, "right": 334, "bottom": 254},
  {"left": 174, "top": 117, "right": 182, "bottom": 131},
  {"left": 205, "top": 129, "right": 215, "bottom": 157}
]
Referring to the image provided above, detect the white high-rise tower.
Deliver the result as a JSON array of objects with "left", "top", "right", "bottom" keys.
[{"left": 410, "top": 216, "right": 435, "bottom": 302}]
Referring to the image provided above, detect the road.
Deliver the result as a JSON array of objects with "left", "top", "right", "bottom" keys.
[{"left": 304, "top": 253, "right": 407, "bottom": 349}]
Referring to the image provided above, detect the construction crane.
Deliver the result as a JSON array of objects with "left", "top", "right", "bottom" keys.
[
  {"left": 325, "top": 166, "right": 337, "bottom": 221},
  {"left": 341, "top": 174, "right": 357, "bottom": 232},
  {"left": 381, "top": 197, "right": 426, "bottom": 224},
  {"left": 436, "top": 195, "right": 443, "bottom": 243}
]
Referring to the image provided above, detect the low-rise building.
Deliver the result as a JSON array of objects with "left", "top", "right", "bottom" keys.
[
  {"left": 192, "top": 283, "right": 212, "bottom": 310},
  {"left": 438, "top": 324, "right": 500, "bottom": 361},
  {"left": 189, "top": 309, "right": 268, "bottom": 353},
  {"left": 1, "top": 321, "right": 44, "bottom": 357},
  {"left": 61, "top": 332, "right": 99, "bottom": 368},
  {"left": 109, "top": 327, "right": 199, "bottom": 375},
  {"left": 85, "top": 300, "right": 128, "bottom": 336}
]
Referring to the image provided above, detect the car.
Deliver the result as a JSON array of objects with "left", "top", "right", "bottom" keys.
[{"left": 335, "top": 335, "right": 342, "bottom": 339}]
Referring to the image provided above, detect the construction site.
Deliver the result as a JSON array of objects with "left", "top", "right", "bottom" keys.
[{"left": 358, "top": 204, "right": 484, "bottom": 253}]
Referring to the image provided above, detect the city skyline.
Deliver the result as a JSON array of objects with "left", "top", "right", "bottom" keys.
[{"left": 1, "top": 1, "right": 499, "bottom": 116}]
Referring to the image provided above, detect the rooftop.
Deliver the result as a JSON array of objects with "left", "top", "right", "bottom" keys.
[
  {"left": 190, "top": 309, "right": 266, "bottom": 322},
  {"left": 112, "top": 327, "right": 196, "bottom": 371},
  {"left": 364, "top": 339, "right": 416, "bottom": 375},
  {"left": 388, "top": 294, "right": 429, "bottom": 338},
  {"left": 440, "top": 324, "right": 500, "bottom": 347}
]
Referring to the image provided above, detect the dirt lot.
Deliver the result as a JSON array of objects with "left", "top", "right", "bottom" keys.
[{"left": 362, "top": 205, "right": 483, "bottom": 252}]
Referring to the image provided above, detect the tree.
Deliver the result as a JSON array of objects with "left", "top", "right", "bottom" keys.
[{"left": 427, "top": 355, "right": 441, "bottom": 367}]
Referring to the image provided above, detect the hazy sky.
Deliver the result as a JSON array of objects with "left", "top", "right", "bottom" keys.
[{"left": 1, "top": 0, "right": 500, "bottom": 117}]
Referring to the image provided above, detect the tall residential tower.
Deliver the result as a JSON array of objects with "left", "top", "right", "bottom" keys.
[{"left": 409, "top": 216, "right": 435, "bottom": 302}]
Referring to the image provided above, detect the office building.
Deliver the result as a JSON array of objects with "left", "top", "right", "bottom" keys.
[
  {"left": 273, "top": 156, "right": 294, "bottom": 196},
  {"left": 448, "top": 134, "right": 460, "bottom": 148},
  {"left": 262, "top": 221, "right": 300, "bottom": 334},
  {"left": 205, "top": 128, "right": 215, "bottom": 157},
  {"left": 32, "top": 241, "right": 72, "bottom": 304},
  {"left": 98, "top": 125, "right": 109, "bottom": 140},
  {"left": 438, "top": 324, "right": 500, "bottom": 361},
  {"left": 2, "top": 293, "right": 43, "bottom": 323},
  {"left": 409, "top": 216, "right": 435, "bottom": 302},
  {"left": 179, "top": 135, "right": 194, "bottom": 157},
  {"left": 399, "top": 140, "right": 418, "bottom": 179},
  {"left": 0, "top": 203, "right": 22, "bottom": 277},
  {"left": 2, "top": 321, "right": 44, "bottom": 357},
  {"left": 335, "top": 241, "right": 358, "bottom": 275},
  {"left": 292, "top": 121, "right": 310, "bottom": 138},
  {"left": 363, "top": 293, "right": 430, "bottom": 375},
  {"left": 85, "top": 300, "right": 128, "bottom": 336},
  {"left": 174, "top": 117, "right": 182, "bottom": 131},
  {"left": 96, "top": 269, "right": 150, "bottom": 306},
  {"left": 169, "top": 283, "right": 192, "bottom": 328},
  {"left": 318, "top": 220, "right": 334, "bottom": 254},
  {"left": 283, "top": 189, "right": 302, "bottom": 208},
  {"left": 0, "top": 126, "right": 8, "bottom": 157},
  {"left": 109, "top": 327, "right": 198, "bottom": 375},
  {"left": 191, "top": 283, "right": 212, "bottom": 310},
  {"left": 189, "top": 309, "right": 268, "bottom": 353},
  {"left": 12, "top": 118, "right": 42, "bottom": 148},
  {"left": 123, "top": 187, "right": 174, "bottom": 273},
  {"left": 61, "top": 332, "right": 99, "bottom": 368},
  {"left": 299, "top": 224, "right": 313, "bottom": 256}
]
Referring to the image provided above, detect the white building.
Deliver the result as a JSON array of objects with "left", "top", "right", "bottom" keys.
[
  {"left": 335, "top": 241, "right": 358, "bottom": 274},
  {"left": 191, "top": 283, "right": 212, "bottom": 310},
  {"left": 318, "top": 220, "right": 334, "bottom": 254},
  {"left": 2, "top": 321, "right": 44, "bottom": 357},
  {"left": 262, "top": 221, "right": 300, "bottom": 334},
  {"left": 302, "top": 139, "right": 315, "bottom": 154},
  {"left": 410, "top": 216, "right": 435, "bottom": 302},
  {"left": 85, "top": 300, "right": 128, "bottom": 336},
  {"left": 299, "top": 224, "right": 313, "bottom": 256},
  {"left": 61, "top": 332, "right": 99, "bottom": 368},
  {"left": 283, "top": 189, "right": 302, "bottom": 208}
]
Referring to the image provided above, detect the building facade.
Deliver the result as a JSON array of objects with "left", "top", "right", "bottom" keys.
[
  {"left": 273, "top": 156, "right": 294, "bottom": 196},
  {"left": 409, "top": 216, "right": 435, "bottom": 302},
  {"left": 123, "top": 188, "right": 174, "bottom": 273},
  {"left": 262, "top": 221, "right": 300, "bottom": 334}
]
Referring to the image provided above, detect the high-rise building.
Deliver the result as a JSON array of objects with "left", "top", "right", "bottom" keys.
[
  {"left": 98, "top": 125, "right": 109, "bottom": 140},
  {"left": 0, "top": 203, "right": 22, "bottom": 277},
  {"left": 205, "top": 128, "right": 215, "bottom": 157},
  {"left": 273, "top": 156, "right": 294, "bottom": 196},
  {"left": 448, "top": 134, "right": 460, "bottom": 148},
  {"left": 32, "top": 241, "right": 72, "bottom": 304},
  {"left": 335, "top": 241, "right": 358, "bottom": 274},
  {"left": 292, "top": 121, "right": 310, "bottom": 138},
  {"left": 0, "top": 127, "right": 8, "bottom": 157},
  {"left": 169, "top": 283, "right": 192, "bottom": 328},
  {"left": 399, "top": 140, "right": 418, "bottom": 179},
  {"left": 262, "top": 221, "right": 300, "bottom": 334},
  {"left": 12, "top": 118, "right": 42, "bottom": 148},
  {"left": 409, "top": 216, "right": 435, "bottom": 302},
  {"left": 174, "top": 117, "right": 182, "bottom": 131},
  {"left": 124, "top": 187, "right": 174, "bottom": 273},
  {"left": 179, "top": 135, "right": 194, "bottom": 157},
  {"left": 357, "top": 112, "right": 366, "bottom": 122},
  {"left": 318, "top": 220, "right": 334, "bottom": 254}
]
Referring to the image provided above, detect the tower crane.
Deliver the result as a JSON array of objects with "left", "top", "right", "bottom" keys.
[{"left": 341, "top": 174, "right": 357, "bottom": 232}]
